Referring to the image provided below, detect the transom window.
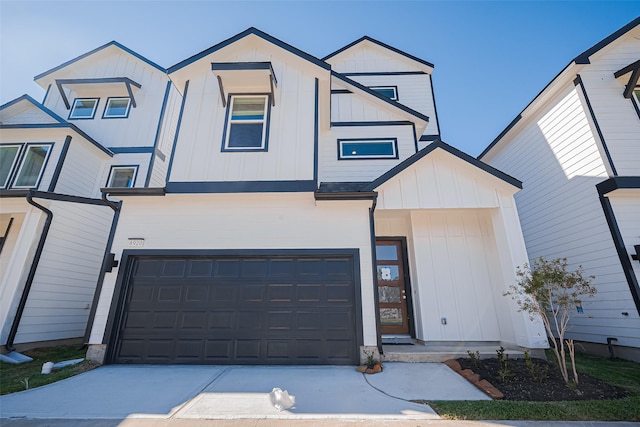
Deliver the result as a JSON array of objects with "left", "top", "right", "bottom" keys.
[
  {"left": 370, "top": 86, "right": 398, "bottom": 101},
  {"left": 1, "top": 143, "right": 53, "bottom": 189},
  {"left": 103, "top": 97, "right": 131, "bottom": 118},
  {"left": 338, "top": 138, "right": 398, "bottom": 160},
  {"left": 222, "top": 95, "right": 269, "bottom": 151},
  {"left": 107, "top": 166, "right": 138, "bottom": 188},
  {"left": 69, "top": 98, "right": 99, "bottom": 119}
]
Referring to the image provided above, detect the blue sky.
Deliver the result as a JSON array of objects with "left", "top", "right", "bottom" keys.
[{"left": 1, "top": 1, "right": 638, "bottom": 156}]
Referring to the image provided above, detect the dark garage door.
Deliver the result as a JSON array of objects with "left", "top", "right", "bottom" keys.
[{"left": 111, "top": 253, "right": 359, "bottom": 365}]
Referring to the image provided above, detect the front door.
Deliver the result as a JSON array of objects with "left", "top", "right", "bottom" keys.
[{"left": 376, "top": 240, "right": 410, "bottom": 335}]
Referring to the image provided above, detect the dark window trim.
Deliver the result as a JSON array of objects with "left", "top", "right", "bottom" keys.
[
  {"left": 146, "top": 81, "right": 173, "bottom": 187},
  {"left": 102, "top": 97, "right": 132, "bottom": 119},
  {"left": 0, "top": 143, "right": 24, "bottom": 189},
  {"left": 221, "top": 93, "right": 271, "bottom": 152},
  {"left": 48, "top": 136, "right": 71, "bottom": 192},
  {"left": 8, "top": 142, "right": 54, "bottom": 190},
  {"left": 107, "top": 165, "right": 139, "bottom": 188},
  {"left": 68, "top": 97, "right": 100, "bottom": 120},
  {"left": 165, "top": 80, "right": 189, "bottom": 182},
  {"left": 0, "top": 217, "right": 14, "bottom": 255},
  {"left": 369, "top": 86, "right": 398, "bottom": 101},
  {"left": 103, "top": 248, "right": 364, "bottom": 364},
  {"left": 338, "top": 138, "right": 399, "bottom": 160},
  {"left": 631, "top": 88, "right": 640, "bottom": 120}
]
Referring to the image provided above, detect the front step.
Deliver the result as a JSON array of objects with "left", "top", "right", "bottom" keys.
[{"left": 381, "top": 342, "right": 536, "bottom": 363}]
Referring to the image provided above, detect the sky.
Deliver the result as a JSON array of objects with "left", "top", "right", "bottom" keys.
[{"left": 1, "top": 1, "right": 638, "bottom": 156}]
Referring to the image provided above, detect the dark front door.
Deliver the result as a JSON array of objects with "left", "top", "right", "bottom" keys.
[
  {"left": 376, "top": 240, "right": 410, "bottom": 334},
  {"left": 111, "top": 253, "right": 358, "bottom": 365}
]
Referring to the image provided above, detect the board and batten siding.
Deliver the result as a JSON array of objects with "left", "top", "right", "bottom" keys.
[
  {"left": 319, "top": 123, "right": 415, "bottom": 183},
  {"left": 43, "top": 49, "right": 169, "bottom": 150},
  {"left": 484, "top": 83, "right": 640, "bottom": 348},
  {"left": 149, "top": 84, "right": 182, "bottom": 187},
  {"left": 169, "top": 61, "right": 317, "bottom": 183},
  {"left": 14, "top": 199, "right": 114, "bottom": 344},
  {"left": 90, "top": 193, "right": 376, "bottom": 346},
  {"left": 579, "top": 35, "right": 640, "bottom": 176},
  {"left": 345, "top": 73, "right": 440, "bottom": 137}
]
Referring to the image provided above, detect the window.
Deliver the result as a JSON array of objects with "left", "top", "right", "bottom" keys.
[
  {"left": 338, "top": 138, "right": 398, "bottom": 160},
  {"left": 69, "top": 98, "right": 99, "bottom": 119},
  {"left": 107, "top": 166, "right": 138, "bottom": 187},
  {"left": 222, "top": 95, "right": 269, "bottom": 151},
  {"left": 370, "top": 86, "right": 398, "bottom": 101},
  {"left": 2, "top": 144, "right": 53, "bottom": 189},
  {"left": 103, "top": 97, "right": 131, "bottom": 118},
  {"left": 0, "top": 145, "right": 22, "bottom": 188}
]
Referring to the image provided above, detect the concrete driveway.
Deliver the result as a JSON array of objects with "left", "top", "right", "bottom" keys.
[{"left": 0, "top": 362, "right": 488, "bottom": 421}]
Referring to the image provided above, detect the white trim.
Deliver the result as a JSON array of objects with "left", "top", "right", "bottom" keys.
[
  {"left": 12, "top": 144, "right": 53, "bottom": 189},
  {"left": 223, "top": 95, "right": 268, "bottom": 150},
  {"left": 107, "top": 165, "right": 139, "bottom": 188},
  {"left": 0, "top": 144, "right": 23, "bottom": 189},
  {"left": 69, "top": 98, "right": 99, "bottom": 119},
  {"left": 369, "top": 86, "right": 398, "bottom": 101},
  {"left": 103, "top": 97, "right": 131, "bottom": 118}
]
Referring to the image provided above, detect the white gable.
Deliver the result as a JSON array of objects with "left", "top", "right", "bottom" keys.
[
  {"left": 326, "top": 40, "right": 432, "bottom": 74},
  {"left": 0, "top": 100, "right": 60, "bottom": 125},
  {"left": 375, "top": 148, "right": 516, "bottom": 210}
]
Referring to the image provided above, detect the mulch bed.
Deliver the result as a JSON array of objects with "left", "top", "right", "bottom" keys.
[{"left": 457, "top": 357, "right": 628, "bottom": 401}]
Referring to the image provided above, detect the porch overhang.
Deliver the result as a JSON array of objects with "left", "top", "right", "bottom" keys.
[{"left": 211, "top": 62, "right": 277, "bottom": 107}]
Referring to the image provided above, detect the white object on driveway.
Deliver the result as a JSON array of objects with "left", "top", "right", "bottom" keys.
[
  {"left": 41, "top": 362, "right": 54, "bottom": 374},
  {"left": 269, "top": 387, "right": 295, "bottom": 411}
]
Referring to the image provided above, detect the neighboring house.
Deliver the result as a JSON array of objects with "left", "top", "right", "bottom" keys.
[
  {"left": 479, "top": 17, "right": 640, "bottom": 361},
  {"left": 85, "top": 28, "right": 547, "bottom": 365},
  {"left": 0, "top": 41, "right": 178, "bottom": 351}
]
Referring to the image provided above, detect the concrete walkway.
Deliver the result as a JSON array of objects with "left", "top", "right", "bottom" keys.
[{"left": 0, "top": 363, "right": 488, "bottom": 421}]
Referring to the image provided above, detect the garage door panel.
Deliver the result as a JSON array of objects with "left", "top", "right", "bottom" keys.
[{"left": 113, "top": 254, "right": 358, "bottom": 365}]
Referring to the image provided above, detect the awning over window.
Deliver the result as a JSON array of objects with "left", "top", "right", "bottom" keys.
[
  {"left": 211, "top": 62, "right": 277, "bottom": 107},
  {"left": 55, "top": 77, "right": 142, "bottom": 109},
  {"left": 614, "top": 59, "right": 640, "bottom": 99}
]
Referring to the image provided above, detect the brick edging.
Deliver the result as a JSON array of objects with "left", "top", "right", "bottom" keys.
[{"left": 444, "top": 359, "right": 504, "bottom": 400}]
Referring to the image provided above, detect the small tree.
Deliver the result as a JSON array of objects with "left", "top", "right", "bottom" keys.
[{"left": 505, "top": 257, "right": 596, "bottom": 384}]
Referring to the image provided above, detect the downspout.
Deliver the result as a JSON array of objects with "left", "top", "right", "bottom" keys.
[
  {"left": 5, "top": 191, "right": 53, "bottom": 351},
  {"left": 369, "top": 195, "right": 383, "bottom": 356},
  {"left": 82, "top": 192, "right": 122, "bottom": 345}
]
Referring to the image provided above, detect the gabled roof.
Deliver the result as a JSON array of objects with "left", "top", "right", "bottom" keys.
[
  {"left": 479, "top": 16, "right": 640, "bottom": 160},
  {"left": 168, "top": 27, "right": 330, "bottom": 74},
  {"left": 0, "top": 95, "right": 112, "bottom": 157},
  {"left": 0, "top": 94, "right": 66, "bottom": 123},
  {"left": 34, "top": 41, "right": 166, "bottom": 82},
  {"left": 331, "top": 71, "right": 430, "bottom": 125},
  {"left": 323, "top": 35, "right": 434, "bottom": 72},
  {"left": 363, "top": 139, "right": 522, "bottom": 191}
]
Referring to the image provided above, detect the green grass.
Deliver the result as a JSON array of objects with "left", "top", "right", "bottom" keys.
[
  {"left": 429, "top": 352, "right": 640, "bottom": 421},
  {"left": 0, "top": 345, "right": 98, "bottom": 395}
]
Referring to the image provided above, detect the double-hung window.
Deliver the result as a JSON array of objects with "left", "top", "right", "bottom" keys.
[
  {"left": 69, "top": 98, "right": 99, "bottom": 119},
  {"left": 107, "top": 166, "right": 138, "bottom": 188},
  {"left": 103, "top": 97, "right": 131, "bottom": 118},
  {"left": 1, "top": 143, "right": 53, "bottom": 189},
  {"left": 222, "top": 95, "right": 269, "bottom": 151}
]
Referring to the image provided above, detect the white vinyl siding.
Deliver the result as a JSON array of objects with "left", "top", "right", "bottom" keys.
[
  {"left": 330, "top": 92, "right": 406, "bottom": 123},
  {"left": 13, "top": 200, "right": 114, "bottom": 344},
  {"left": 579, "top": 35, "right": 640, "bottom": 176},
  {"left": 484, "top": 83, "right": 639, "bottom": 348},
  {"left": 0, "top": 104, "right": 60, "bottom": 125},
  {"left": 53, "top": 139, "right": 108, "bottom": 198}
]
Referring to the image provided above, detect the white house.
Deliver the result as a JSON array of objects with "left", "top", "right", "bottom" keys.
[
  {"left": 84, "top": 28, "right": 547, "bottom": 365},
  {"left": 0, "top": 41, "right": 178, "bottom": 352},
  {"left": 479, "top": 17, "right": 640, "bottom": 361}
]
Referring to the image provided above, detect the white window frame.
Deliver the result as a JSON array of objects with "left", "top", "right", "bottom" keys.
[
  {"left": 222, "top": 94, "right": 269, "bottom": 151},
  {"left": 69, "top": 98, "right": 99, "bottom": 119},
  {"left": 103, "top": 97, "right": 132, "bottom": 119},
  {"left": 11, "top": 143, "right": 53, "bottom": 189},
  {"left": 107, "top": 165, "right": 138, "bottom": 188},
  {"left": 338, "top": 138, "right": 398, "bottom": 160},
  {"left": 0, "top": 144, "right": 23, "bottom": 189},
  {"left": 369, "top": 86, "right": 398, "bottom": 101}
]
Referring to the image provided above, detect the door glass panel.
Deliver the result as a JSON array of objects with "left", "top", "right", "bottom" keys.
[
  {"left": 377, "top": 265, "right": 399, "bottom": 282},
  {"left": 378, "top": 286, "right": 401, "bottom": 303},
  {"left": 375, "top": 245, "right": 398, "bottom": 260},
  {"left": 380, "top": 308, "right": 403, "bottom": 325}
]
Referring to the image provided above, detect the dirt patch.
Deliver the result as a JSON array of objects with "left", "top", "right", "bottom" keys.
[{"left": 457, "top": 357, "right": 628, "bottom": 401}]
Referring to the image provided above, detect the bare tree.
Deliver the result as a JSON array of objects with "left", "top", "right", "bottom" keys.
[{"left": 505, "top": 257, "right": 596, "bottom": 384}]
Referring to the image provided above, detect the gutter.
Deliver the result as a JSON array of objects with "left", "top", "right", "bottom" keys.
[
  {"left": 5, "top": 191, "right": 53, "bottom": 351},
  {"left": 368, "top": 195, "right": 384, "bottom": 356}
]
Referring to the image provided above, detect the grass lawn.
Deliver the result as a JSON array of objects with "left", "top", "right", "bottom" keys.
[
  {"left": 428, "top": 352, "right": 640, "bottom": 421},
  {"left": 0, "top": 345, "right": 99, "bottom": 395}
]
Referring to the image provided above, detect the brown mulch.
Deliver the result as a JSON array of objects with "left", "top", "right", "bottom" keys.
[{"left": 457, "top": 357, "right": 628, "bottom": 401}]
